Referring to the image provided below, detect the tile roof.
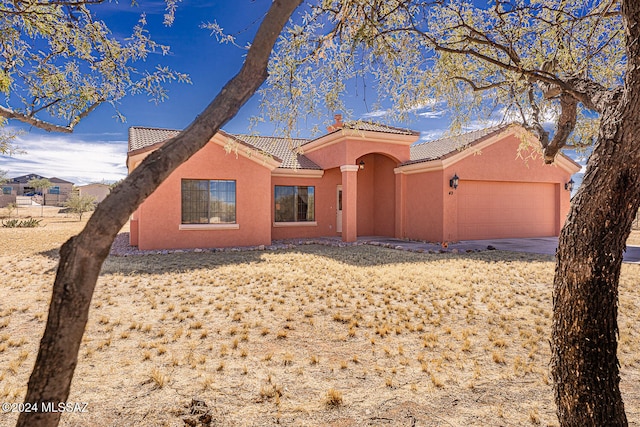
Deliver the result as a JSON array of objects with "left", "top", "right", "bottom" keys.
[
  {"left": 128, "top": 127, "right": 180, "bottom": 152},
  {"left": 128, "top": 127, "right": 321, "bottom": 170},
  {"left": 231, "top": 135, "right": 321, "bottom": 170},
  {"left": 408, "top": 124, "right": 510, "bottom": 164},
  {"left": 342, "top": 121, "right": 420, "bottom": 136}
]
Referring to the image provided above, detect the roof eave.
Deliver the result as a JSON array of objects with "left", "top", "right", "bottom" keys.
[{"left": 272, "top": 168, "right": 325, "bottom": 178}]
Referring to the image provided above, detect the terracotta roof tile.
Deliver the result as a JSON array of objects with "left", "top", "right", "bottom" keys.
[
  {"left": 128, "top": 127, "right": 321, "bottom": 170},
  {"left": 231, "top": 135, "right": 320, "bottom": 170},
  {"left": 128, "top": 127, "right": 180, "bottom": 152},
  {"left": 408, "top": 125, "right": 509, "bottom": 164},
  {"left": 342, "top": 121, "right": 420, "bottom": 136}
]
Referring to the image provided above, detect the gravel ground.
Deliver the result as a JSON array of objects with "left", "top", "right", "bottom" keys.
[
  {"left": 108, "top": 232, "right": 478, "bottom": 257},
  {"left": 108, "top": 233, "right": 364, "bottom": 257}
]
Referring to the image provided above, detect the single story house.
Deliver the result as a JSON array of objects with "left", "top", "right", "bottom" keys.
[
  {"left": 1, "top": 174, "right": 74, "bottom": 207},
  {"left": 78, "top": 183, "right": 111, "bottom": 204},
  {"left": 127, "top": 119, "right": 580, "bottom": 250}
]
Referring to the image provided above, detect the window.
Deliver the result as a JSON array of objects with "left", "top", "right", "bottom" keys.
[
  {"left": 49, "top": 186, "right": 60, "bottom": 195},
  {"left": 2, "top": 187, "right": 11, "bottom": 195},
  {"left": 181, "top": 179, "right": 236, "bottom": 224},
  {"left": 274, "top": 186, "right": 315, "bottom": 222}
]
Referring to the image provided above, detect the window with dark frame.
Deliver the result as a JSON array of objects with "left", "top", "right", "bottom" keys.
[
  {"left": 49, "top": 186, "right": 60, "bottom": 195},
  {"left": 2, "top": 187, "right": 11, "bottom": 195},
  {"left": 274, "top": 185, "right": 315, "bottom": 222},
  {"left": 181, "top": 179, "right": 236, "bottom": 224}
]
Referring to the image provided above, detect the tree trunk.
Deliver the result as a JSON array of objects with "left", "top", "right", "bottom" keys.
[
  {"left": 552, "top": 2, "right": 640, "bottom": 424},
  {"left": 16, "top": 1, "right": 302, "bottom": 426}
]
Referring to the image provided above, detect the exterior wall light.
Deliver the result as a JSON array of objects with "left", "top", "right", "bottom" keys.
[
  {"left": 359, "top": 160, "right": 365, "bottom": 170},
  {"left": 449, "top": 173, "right": 459, "bottom": 189},
  {"left": 565, "top": 178, "right": 574, "bottom": 192}
]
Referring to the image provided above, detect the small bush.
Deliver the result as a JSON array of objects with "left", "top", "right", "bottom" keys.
[{"left": 64, "top": 194, "right": 96, "bottom": 221}]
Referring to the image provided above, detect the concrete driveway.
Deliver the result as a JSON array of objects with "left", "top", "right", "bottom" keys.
[{"left": 358, "top": 236, "right": 640, "bottom": 264}]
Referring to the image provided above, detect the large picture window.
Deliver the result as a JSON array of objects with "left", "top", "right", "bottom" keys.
[
  {"left": 274, "top": 186, "right": 315, "bottom": 222},
  {"left": 2, "top": 187, "right": 11, "bottom": 195},
  {"left": 182, "top": 179, "right": 236, "bottom": 224}
]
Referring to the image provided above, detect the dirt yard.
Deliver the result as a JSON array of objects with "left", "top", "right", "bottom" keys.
[{"left": 0, "top": 207, "right": 639, "bottom": 426}]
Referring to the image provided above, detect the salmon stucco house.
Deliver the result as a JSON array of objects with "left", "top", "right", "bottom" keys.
[{"left": 127, "top": 119, "right": 580, "bottom": 250}]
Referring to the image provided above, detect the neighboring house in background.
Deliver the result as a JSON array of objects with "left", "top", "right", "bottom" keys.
[
  {"left": 78, "top": 183, "right": 111, "bottom": 204},
  {"left": 0, "top": 174, "right": 74, "bottom": 207},
  {"left": 127, "top": 119, "right": 581, "bottom": 250}
]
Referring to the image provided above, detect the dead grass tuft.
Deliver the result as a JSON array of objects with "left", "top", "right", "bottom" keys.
[{"left": 325, "top": 388, "right": 343, "bottom": 407}]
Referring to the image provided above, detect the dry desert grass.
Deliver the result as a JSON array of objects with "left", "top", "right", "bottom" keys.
[{"left": 0, "top": 208, "right": 639, "bottom": 426}]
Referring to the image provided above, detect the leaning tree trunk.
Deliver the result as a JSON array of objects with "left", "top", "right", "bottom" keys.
[
  {"left": 17, "top": 1, "right": 302, "bottom": 426},
  {"left": 552, "top": 2, "right": 640, "bottom": 424}
]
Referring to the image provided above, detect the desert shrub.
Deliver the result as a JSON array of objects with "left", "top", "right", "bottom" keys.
[
  {"left": 2, "top": 218, "right": 42, "bottom": 228},
  {"left": 64, "top": 194, "right": 96, "bottom": 221}
]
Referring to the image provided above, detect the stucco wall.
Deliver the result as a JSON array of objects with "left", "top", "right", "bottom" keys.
[
  {"left": 402, "top": 133, "right": 575, "bottom": 242},
  {"left": 304, "top": 134, "right": 412, "bottom": 170},
  {"left": 403, "top": 170, "right": 445, "bottom": 242},
  {"left": 444, "top": 134, "right": 572, "bottom": 183},
  {"left": 79, "top": 184, "right": 110, "bottom": 203},
  {"left": 270, "top": 168, "right": 342, "bottom": 240},
  {"left": 135, "top": 141, "right": 273, "bottom": 250}
]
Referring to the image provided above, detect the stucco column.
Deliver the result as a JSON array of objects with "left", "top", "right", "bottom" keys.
[
  {"left": 340, "top": 165, "right": 359, "bottom": 242},
  {"left": 394, "top": 168, "right": 405, "bottom": 239}
]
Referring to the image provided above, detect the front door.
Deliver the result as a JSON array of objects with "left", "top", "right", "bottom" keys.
[{"left": 336, "top": 185, "right": 343, "bottom": 233}]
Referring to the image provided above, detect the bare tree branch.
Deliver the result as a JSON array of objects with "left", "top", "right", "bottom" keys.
[
  {"left": 453, "top": 76, "right": 508, "bottom": 92},
  {"left": 0, "top": 105, "right": 75, "bottom": 133}
]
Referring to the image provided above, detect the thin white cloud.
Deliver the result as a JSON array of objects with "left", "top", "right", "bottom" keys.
[
  {"left": 360, "top": 109, "right": 389, "bottom": 119},
  {"left": 360, "top": 99, "right": 447, "bottom": 121},
  {"left": 418, "top": 129, "right": 447, "bottom": 142},
  {"left": 418, "top": 110, "right": 446, "bottom": 119},
  {"left": 0, "top": 132, "right": 127, "bottom": 185}
]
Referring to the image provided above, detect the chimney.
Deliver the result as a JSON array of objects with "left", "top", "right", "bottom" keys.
[{"left": 327, "top": 113, "right": 344, "bottom": 132}]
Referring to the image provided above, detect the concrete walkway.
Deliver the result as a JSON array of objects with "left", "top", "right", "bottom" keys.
[{"left": 358, "top": 236, "right": 640, "bottom": 264}]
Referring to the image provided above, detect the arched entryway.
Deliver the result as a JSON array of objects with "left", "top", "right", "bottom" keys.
[{"left": 355, "top": 153, "right": 397, "bottom": 237}]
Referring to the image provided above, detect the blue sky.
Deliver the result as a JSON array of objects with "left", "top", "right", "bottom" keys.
[{"left": 0, "top": 1, "right": 585, "bottom": 185}]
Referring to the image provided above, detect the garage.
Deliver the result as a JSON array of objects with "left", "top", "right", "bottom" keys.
[{"left": 457, "top": 180, "right": 559, "bottom": 240}]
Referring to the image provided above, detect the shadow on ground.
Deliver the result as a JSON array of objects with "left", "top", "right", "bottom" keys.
[{"left": 99, "top": 243, "right": 553, "bottom": 276}]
